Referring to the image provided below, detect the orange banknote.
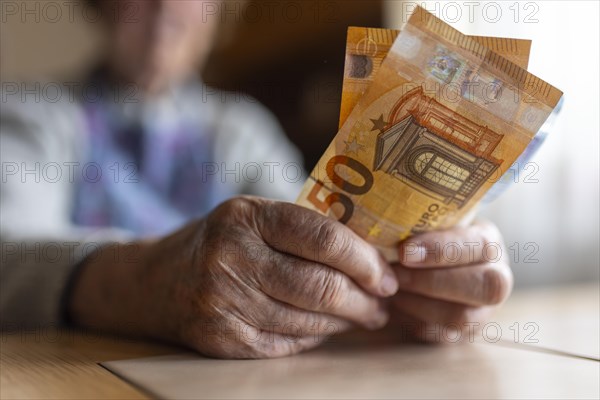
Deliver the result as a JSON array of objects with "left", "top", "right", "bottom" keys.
[
  {"left": 297, "top": 6, "right": 562, "bottom": 261},
  {"left": 339, "top": 27, "right": 532, "bottom": 127}
]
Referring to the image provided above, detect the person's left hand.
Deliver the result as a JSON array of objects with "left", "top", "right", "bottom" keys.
[{"left": 389, "top": 220, "right": 513, "bottom": 343}]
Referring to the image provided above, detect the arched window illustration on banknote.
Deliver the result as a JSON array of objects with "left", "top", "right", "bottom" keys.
[{"left": 373, "top": 87, "right": 503, "bottom": 208}]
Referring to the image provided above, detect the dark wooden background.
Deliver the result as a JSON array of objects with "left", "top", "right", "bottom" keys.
[{"left": 203, "top": 0, "right": 383, "bottom": 170}]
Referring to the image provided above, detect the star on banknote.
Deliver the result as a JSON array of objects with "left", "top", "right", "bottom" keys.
[
  {"left": 368, "top": 223, "right": 382, "bottom": 238},
  {"left": 344, "top": 136, "right": 365, "bottom": 155},
  {"left": 370, "top": 114, "right": 387, "bottom": 132}
]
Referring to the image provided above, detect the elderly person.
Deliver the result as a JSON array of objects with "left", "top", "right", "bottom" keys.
[{"left": 0, "top": 0, "right": 512, "bottom": 358}]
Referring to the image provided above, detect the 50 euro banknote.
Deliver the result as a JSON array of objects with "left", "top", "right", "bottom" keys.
[
  {"left": 338, "top": 28, "right": 532, "bottom": 127},
  {"left": 296, "top": 6, "right": 563, "bottom": 261}
]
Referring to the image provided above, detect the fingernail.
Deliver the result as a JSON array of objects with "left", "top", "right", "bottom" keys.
[
  {"left": 380, "top": 271, "right": 399, "bottom": 296},
  {"left": 402, "top": 244, "right": 427, "bottom": 265}
]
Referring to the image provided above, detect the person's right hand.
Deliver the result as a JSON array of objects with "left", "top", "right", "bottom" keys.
[{"left": 69, "top": 196, "right": 399, "bottom": 358}]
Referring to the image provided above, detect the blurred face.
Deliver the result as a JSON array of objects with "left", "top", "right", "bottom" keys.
[{"left": 101, "top": 0, "right": 219, "bottom": 94}]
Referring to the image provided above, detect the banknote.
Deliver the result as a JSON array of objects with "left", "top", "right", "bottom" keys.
[
  {"left": 339, "top": 27, "right": 532, "bottom": 127},
  {"left": 339, "top": 28, "right": 541, "bottom": 207},
  {"left": 338, "top": 27, "right": 552, "bottom": 206},
  {"left": 296, "top": 6, "right": 562, "bottom": 261}
]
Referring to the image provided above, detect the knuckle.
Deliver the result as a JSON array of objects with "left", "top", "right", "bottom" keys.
[
  {"left": 260, "top": 200, "right": 287, "bottom": 229},
  {"left": 212, "top": 197, "right": 257, "bottom": 224},
  {"left": 316, "top": 221, "right": 342, "bottom": 252},
  {"left": 315, "top": 221, "right": 379, "bottom": 282},
  {"left": 482, "top": 268, "right": 511, "bottom": 305},
  {"left": 315, "top": 221, "right": 356, "bottom": 265},
  {"left": 315, "top": 269, "right": 346, "bottom": 311},
  {"left": 352, "top": 256, "right": 380, "bottom": 289},
  {"left": 263, "top": 251, "right": 288, "bottom": 285}
]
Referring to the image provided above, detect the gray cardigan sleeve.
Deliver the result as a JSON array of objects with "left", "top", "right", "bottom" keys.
[
  {"left": 0, "top": 87, "right": 304, "bottom": 328},
  {"left": 0, "top": 100, "right": 131, "bottom": 328}
]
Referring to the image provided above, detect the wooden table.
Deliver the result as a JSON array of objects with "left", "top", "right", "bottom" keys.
[{"left": 2, "top": 284, "right": 598, "bottom": 399}]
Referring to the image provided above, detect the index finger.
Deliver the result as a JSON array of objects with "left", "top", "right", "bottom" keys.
[{"left": 258, "top": 201, "right": 399, "bottom": 298}]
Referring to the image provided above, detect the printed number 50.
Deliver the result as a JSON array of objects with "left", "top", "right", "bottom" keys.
[{"left": 307, "top": 155, "right": 373, "bottom": 224}]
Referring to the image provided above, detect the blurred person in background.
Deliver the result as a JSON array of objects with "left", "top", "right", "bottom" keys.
[{"left": 1, "top": 0, "right": 512, "bottom": 358}]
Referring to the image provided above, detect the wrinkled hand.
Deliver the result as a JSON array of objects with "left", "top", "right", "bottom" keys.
[
  {"left": 390, "top": 220, "right": 513, "bottom": 343},
  {"left": 71, "top": 197, "right": 399, "bottom": 359}
]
